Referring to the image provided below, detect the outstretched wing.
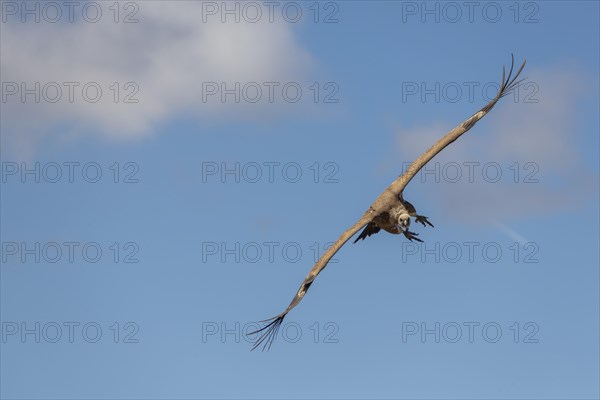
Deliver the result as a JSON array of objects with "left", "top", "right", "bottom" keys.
[
  {"left": 249, "top": 55, "right": 526, "bottom": 351},
  {"left": 388, "top": 55, "right": 526, "bottom": 197},
  {"left": 249, "top": 213, "right": 372, "bottom": 351},
  {"left": 353, "top": 222, "right": 382, "bottom": 243}
]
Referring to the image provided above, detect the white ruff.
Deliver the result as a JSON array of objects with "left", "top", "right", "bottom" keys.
[{"left": 391, "top": 207, "right": 411, "bottom": 230}]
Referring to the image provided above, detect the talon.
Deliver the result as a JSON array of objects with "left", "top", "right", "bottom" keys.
[
  {"left": 416, "top": 215, "right": 434, "bottom": 228},
  {"left": 403, "top": 230, "right": 423, "bottom": 242}
]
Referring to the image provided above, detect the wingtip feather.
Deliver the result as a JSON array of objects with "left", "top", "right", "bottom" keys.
[{"left": 248, "top": 313, "right": 287, "bottom": 351}]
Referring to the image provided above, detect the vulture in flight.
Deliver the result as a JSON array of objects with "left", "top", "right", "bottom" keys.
[{"left": 250, "top": 56, "right": 526, "bottom": 351}]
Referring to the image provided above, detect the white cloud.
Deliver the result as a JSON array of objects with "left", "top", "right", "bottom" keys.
[
  {"left": 1, "top": 2, "right": 315, "bottom": 158},
  {"left": 392, "top": 64, "right": 598, "bottom": 224}
]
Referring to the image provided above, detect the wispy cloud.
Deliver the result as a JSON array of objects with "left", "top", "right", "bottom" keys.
[
  {"left": 1, "top": 3, "right": 315, "bottom": 158},
  {"left": 494, "top": 222, "right": 529, "bottom": 245}
]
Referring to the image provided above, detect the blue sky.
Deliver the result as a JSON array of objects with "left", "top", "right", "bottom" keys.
[{"left": 1, "top": 1, "right": 599, "bottom": 399}]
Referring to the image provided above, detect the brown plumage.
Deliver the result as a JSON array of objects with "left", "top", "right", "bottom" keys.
[{"left": 249, "top": 55, "right": 526, "bottom": 351}]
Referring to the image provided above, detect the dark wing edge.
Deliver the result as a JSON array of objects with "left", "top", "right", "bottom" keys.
[
  {"left": 388, "top": 55, "right": 526, "bottom": 196},
  {"left": 248, "top": 213, "right": 372, "bottom": 351},
  {"left": 353, "top": 223, "right": 381, "bottom": 243}
]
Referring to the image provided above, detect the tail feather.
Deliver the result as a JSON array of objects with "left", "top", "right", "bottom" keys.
[{"left": 353, "top": 223, "right": 381, "bottom": 243}]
